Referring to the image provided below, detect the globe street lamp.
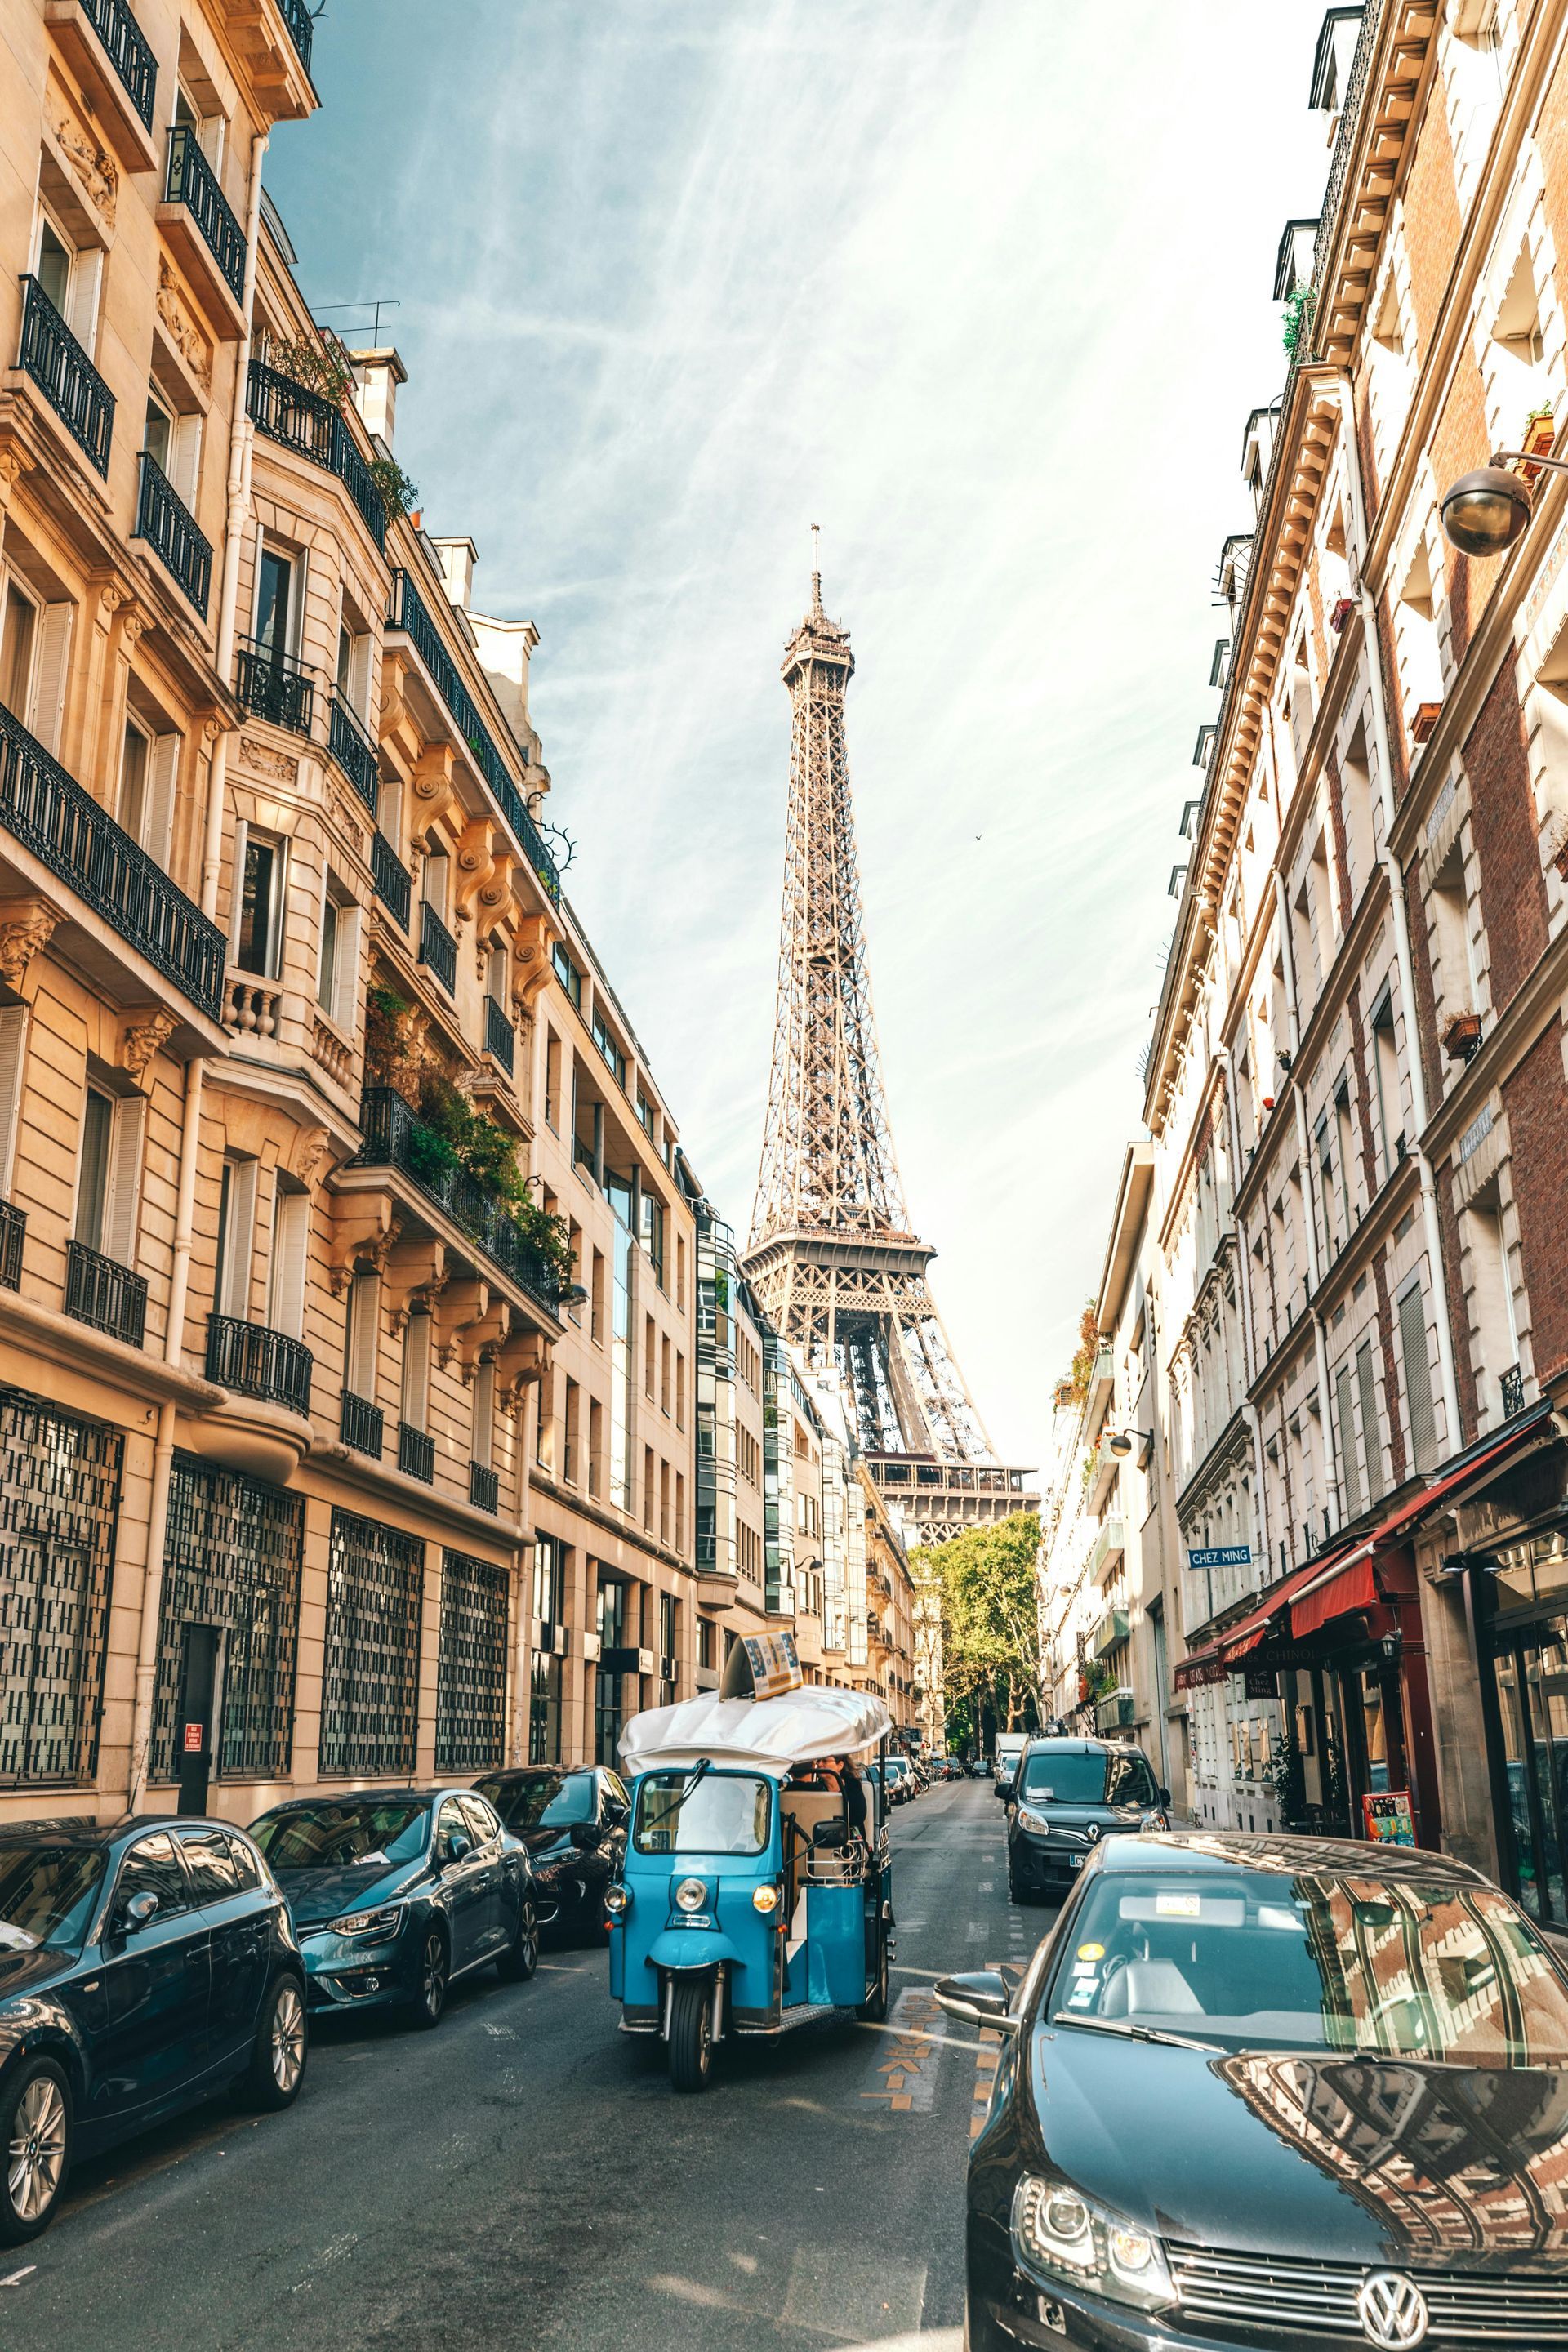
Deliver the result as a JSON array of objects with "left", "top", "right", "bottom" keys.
[{"left": 1440, "top": 452, "right": 1568, "bottom": 556}]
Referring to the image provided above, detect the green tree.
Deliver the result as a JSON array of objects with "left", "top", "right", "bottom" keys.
[{"left": 926, "top": 1511, "right": 1042, "bottom": 1746}]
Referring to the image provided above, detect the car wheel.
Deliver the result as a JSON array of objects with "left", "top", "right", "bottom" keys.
[
  {"left": 405, "top": 1923, "right": 448, "bottom": 2029},
  {"left": 0, "top": 2057, "right": 71, "bottom": 2243},
  {"left": 239, "top": 1974, "right": 308, "bottom": 2111},
  {"left": 496, "top": 1896, "right": 539, "bottom": 1982},
  {"left": 667, "top": 1976, "right": 715, "bottom": 2092}
]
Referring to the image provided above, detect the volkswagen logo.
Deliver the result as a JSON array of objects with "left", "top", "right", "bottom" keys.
[{"left": 1358, "top": 2273, "right": 1429, "bottom": 2350}]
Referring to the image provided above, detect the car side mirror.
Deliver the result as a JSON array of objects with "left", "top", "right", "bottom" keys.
[
  {"left": 934, "top": 1971, "right": 1019, "bottom": 2034},
  {"left": 446, "top": 1833, "right": 473, "bottom": 1865},
  {"left": 120, "top": 1890, "right": 160, "bottom": 1933},
  {"left": 569, "top": 1822, "right": 604, "bottom": 1851}
]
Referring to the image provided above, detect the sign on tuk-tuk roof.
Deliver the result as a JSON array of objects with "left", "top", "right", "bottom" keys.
[{"left": 620, "top": 1684, "right": 893, "bottom": 1779}]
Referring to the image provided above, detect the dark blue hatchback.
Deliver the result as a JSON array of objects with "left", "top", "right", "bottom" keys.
[
  {"left": 0, "top": 1815, "right": 307, "bottom": 2244},
  {"left": 249, "top": 1788, "right": 538, "bottom": 2029}
]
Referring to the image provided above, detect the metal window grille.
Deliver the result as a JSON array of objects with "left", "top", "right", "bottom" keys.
[
  {"left": 318, "top": 1508, "right": 423, "bottom": 1778},
  {"left": 434, "top": 1548, "right": 509, "bottom": 1774},
  {"left": 0, "top": 1390, "right": 122, "bottom": 1786},
  {"left": 152, "top": 1456, "right": 302, "bottom": 1781}
]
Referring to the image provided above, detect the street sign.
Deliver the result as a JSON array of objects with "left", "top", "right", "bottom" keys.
[
  {"left": 1362, "top": 1791, "right": 1415, "bottom": 1846},
  {"left": 1187, "top": 1546, "right": 1252, "bottom": 1570}
]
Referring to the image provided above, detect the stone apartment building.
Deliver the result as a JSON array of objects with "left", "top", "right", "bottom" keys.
[{"left": 1045, "top": 0, "right": 1568, "bottom": 1919}]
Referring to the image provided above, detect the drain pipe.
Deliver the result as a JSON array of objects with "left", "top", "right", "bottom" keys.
[{"left": 127, "top": 132, "right": 268, "bottom": 1817}]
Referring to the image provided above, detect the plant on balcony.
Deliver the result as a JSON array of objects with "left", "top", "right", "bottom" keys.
[
  {"left": 1282, "top": 283, "right": 1315, "bottom": 361},
  {"left": 370, "top": 455, "right": 420, "bottom": 523}
]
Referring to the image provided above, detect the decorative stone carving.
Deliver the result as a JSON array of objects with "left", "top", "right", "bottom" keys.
[
  {"left": 0, "top": 897, "right": 61, "bottom": 989},
  {"left": 119, "top": 1008, "right": 177, "bottom": 1080},
  {"left": 155, "top": 258, "right": 212, "bottom": 394},
  {"left": 238, "top": 735, "right": 299, "bottom": 786},
  {"left": 52, "top": 109, "right": 117, "bottom": 229}
]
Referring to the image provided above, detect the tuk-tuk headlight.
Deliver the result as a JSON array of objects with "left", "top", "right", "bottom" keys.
[
  {"left": 674, "top": 1877, "right": 708, "bottom": 1913},
  {"left": 604, "top": 1883, "right": 630, "bottom": 1918},
  {"left": 752, "top": 1883, "right": 780, "bottom": 1913}
]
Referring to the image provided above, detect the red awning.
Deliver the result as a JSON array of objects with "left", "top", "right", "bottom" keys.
[{"left": 1291, "top": 1548, "right": 1376, "bottom": 1639}]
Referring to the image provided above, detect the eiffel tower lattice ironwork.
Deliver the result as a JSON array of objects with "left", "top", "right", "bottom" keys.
[{"left": 742, "top": 546, "right": 1037, "bottom": 1548}]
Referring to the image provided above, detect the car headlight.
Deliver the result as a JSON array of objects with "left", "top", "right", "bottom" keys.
[
  {"left": 1017, "top": 1806, "right": 1050, "bottom": 1836},
  {"left": 674, "top": 1877, "right": 708, "bottom": 1913},
  {"left": 1012, "top": 2177, "right": 1172, "bottom": 2310},
  {"left": 604, "top": 1883, "right": 630, "bottom": 1917},
  {"left": 327, "top": 1903, "right": 405, "bottom": 1940}
]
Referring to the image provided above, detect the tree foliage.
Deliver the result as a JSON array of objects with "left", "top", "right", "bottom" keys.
[{"left": 925, "top": 1512, "right": 1042, "bottom": 1743}]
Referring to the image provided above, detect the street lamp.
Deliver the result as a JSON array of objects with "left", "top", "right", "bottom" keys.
[{"left": 1440, "top": 452, "right": 1568, "bottom": 556}]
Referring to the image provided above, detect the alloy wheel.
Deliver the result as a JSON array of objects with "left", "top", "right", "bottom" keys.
[
  {"left": 8, "top": 2076, "right": 66, "bottom": 2225},
  {"left": 270, "top": 1982, "right": 306, "bottom": 2093}
]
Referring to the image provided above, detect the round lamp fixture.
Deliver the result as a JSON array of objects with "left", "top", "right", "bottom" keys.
[{"left": 1441, "top": 467, "right": 1533, "bottom": 558}]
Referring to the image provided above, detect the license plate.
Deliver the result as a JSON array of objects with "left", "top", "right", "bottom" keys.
[{"left": 1070, "top": 1855, "right": 1084, "bottom": 1869}]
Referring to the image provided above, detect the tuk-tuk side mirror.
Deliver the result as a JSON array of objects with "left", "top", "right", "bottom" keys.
[{"left": 934, "top": 1971, "right": 1019, "bottom": 2034}]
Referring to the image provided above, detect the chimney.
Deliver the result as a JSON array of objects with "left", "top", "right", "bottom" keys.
[
  {"left": 430, "top": 536, "right": 479, "bottom": 612},
  {"left": 348, "top": 346, "right": 407, "bottom": 445}
]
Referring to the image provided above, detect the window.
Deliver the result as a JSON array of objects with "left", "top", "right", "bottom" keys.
[
  {"left": 552, "top": 943, "right": 581, "bottom": 1007},
  {"left": 214, "top": 1152, "right": 257, "bottom": 1318},
  {"left": 268, "top": 1181, "right": 310, "bottom": 1339},
  {"left": 401, "top": 1311, "right": 431, "bottom": 1432},
  {"left": 592, "top": 1007, "right": 626, "bottom": 1089},
  {"left": 76, "top": 1084, "right": 145, "bottom": 1266},
  {"left": 232, "top": 826, "right": 286, "bottom": 978}
]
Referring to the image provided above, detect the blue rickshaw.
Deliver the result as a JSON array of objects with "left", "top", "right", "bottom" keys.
[{"left": 605, "top": 1647, "right": 895, "bottom": 2091}]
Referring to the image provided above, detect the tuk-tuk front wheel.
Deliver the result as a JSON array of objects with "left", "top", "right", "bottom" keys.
[{"left": 668, "top": 1975, "right": 715, "bottom": 2092}]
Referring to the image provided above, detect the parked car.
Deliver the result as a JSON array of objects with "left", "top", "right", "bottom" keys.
[
  {"left": 0, "top": 1815, "right": 307, "bottom": 2243},
  {"left": 938, "top": 1833, "right": 1568, "bottom": 2352},
  {"left": 1002, "top": 1737, "right": 1169, "bottom": 1904},
  {"left": 249, "top": 1788, "right": 536, "bottom": 2029},
  {"left": 470, "top": 1765, "right": 630, "bottom": 1940}
]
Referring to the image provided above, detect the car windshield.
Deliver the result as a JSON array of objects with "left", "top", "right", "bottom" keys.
[
  {"left": 1054, "top": 1867, "right": 1568, "bottom": 2064},
  {"left": 0, "top": 1843, "right": 105, "bottom": 1952},
  {"left": 251, "top": 1802, "right": 430, "bottom": 1870},
  {"left": 479, "top": 1773, "right": 595, "bottom": 1833},
  {"left": 633, "top": 1772, "right": 772, "bottom": 1857},
  {"left": 1020, "top": 1752, "right": 1112, "bottom": 1803}
]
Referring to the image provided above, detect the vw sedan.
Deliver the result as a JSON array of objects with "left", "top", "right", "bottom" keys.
[
  {"left": 941, "top": 1832, "right": 1568, "bottom": 2352},
  {"left": 250, "top": 1788, "right": 537, "bottom": 2029},
  {"left": 0, "top": 1816, "right": 306, "bottom": 2243}
]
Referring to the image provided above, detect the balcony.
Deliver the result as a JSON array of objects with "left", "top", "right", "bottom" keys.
[
  {"left": 205, "top": 1313, "right": 313, "bottom": 1414},
  {"left": 0, "top": 1200, "right": 23, "bottom": 1290},
  {"left": 419, "top": 900, "right": 457, "bottom": 994},
  {"left": 469, "top": 1459, "right": 499, "bottom": 1513},
  {"left": 354, "top": 1087, "right": 564, "bottom": 1316},
  {"left": 133, "top": 450, "right": 212, "bottom": 617},
  {"left": 65, "top": 1239, "right": 146, "bottom": 1346},
  {"left": 399, "top": 1421, "right": 434, "bottom": 1483},
  {"left": 246, "top": 361, "right": 385, "bottom": 550},
  {"left": 235, "top": 639, "right": 314, "bottom": 737},
  {"left": 387, "top": 570, "right": 560, "bottom": 905},
  {"left": 16, "top": 275, "right": 114, "bottom": 476},
  {"left": 1094, "top": 1688, "right": 1135, "bottom": 1736},
  {"left": 1092, "top": 1608, "right": 1129, "bottom": 1659},
  {"left": 371, "top": 831, "right": 411, "bottom": 927},
  {"left": 0, "top": 696, "right": 224, "bottom": 1018},
  {"left": 483, "top": 996, "right": 515, "bottom": 1074},
  {"left": 327, "top": 690, "right": 378, "bottom": 814},
  {"left": 160, "top": 127, "right": 246, "bottom": 331},
  {"left": 42, "top": 0, "right": 158, "bottom": 169},
  {"left": 341, "top": 1391, "right": 383, "bottom": 1457},
  {"left": 1087, "top": 1514, "right": 1125, "bottom": 1588}
]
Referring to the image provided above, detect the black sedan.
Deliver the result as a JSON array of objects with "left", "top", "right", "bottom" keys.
[
  {"left": 0, "top": 1815, "right": 306, "bottom": 2243},
  {"left": 940, "top": 1832, "right": 1568, "bottom": 2352},
  {"left": 1003, "top": 1736, "right": 1169, "bottom": 1903},
  {"left": 249, "top": 1788, "right": 537, "bottom": 2029},
  {"left": 471, "top": 1766, "right": 630, "bottom": 1941}
]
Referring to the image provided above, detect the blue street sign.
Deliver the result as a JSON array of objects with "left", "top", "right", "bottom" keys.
[{"left": 1187, "top": 1545, "right": 1252, "bottom": 1570}]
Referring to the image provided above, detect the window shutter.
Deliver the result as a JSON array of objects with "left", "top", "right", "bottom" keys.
[
  {"left": 1399, "top": 1285, "right": 1438, "bottom": 1474},
  {"left": 102, "top": 1094, "right": 147, "bottom": 1270},
  {"left": 1334, "top": 1364, "right": 1362, "bottom": 1519},
  {"left": 0, "top": 1005, "right": 29, "bottom": 1195},
  {"left": 1356, "top": 1343, "right": 1383, "bottom": 1505},
  {"left": 29, "top": 601, "right": 74, "bottom": 754},
  {"left": 143, "top": 731, "right": 179, "bottom": 862},
  {"left": 269, "top": 1184, "right": 310, "bottom": 1339}
]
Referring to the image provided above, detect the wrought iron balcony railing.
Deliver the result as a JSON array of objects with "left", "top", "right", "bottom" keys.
[
  {"left": 134, "top": 449, "right": 212, "bottom": 615},
  {"left": 419, "top": 899, "right": 457, "bottom": 993},
  {"left": 1501, "top": 1363, "right": 1527, "bottom": 1420},
  {"left": 341, "top": 1391, "right": 384, "bottom": 1457},
  {"left": 275, "top": 0, "right": 314, "bottom": 69},
  {"left": 354, "top": 1085, "right": 564, "bottom": 1314},
  {"left": 65, "top": 1238, "right": 146, "bottom": 1346},
  {"left": 16, "top": 275, "right": 114, "bottom": 475},
  {"left": 235, "top": 638, "right": 314, "bottom": 737},
  {"left": 246, "top": 360, "right": 385, "bottom": 550},
  {"left": 371, "top": 830, "right": 411, "bottom": 927},
  {"left": 484, "top": 996, "right": 515, "bottom": 1073},
  {"left": 164, "top": 126, "right": 245, "bottom": 304},
  {"left": 205, "top": 1313, "right": 314, "bottom": 1414},
  {"left": 0, "top": 696, "right": 224, "bottom": 1016},
  {"left": 77, "top": 0, "right": 157, "bottom": 126},
  {"left": 387, "top": 569, "right": 560, "bottom": 904},
  {"left": 469, "top": 1459, "right": 499, "bottom": 1513},
  {"left": 0, "top": 1199, "right": 23, "bottom": 1290},
  {"left": 399, "top": 1420, "right": 434, "bottom": 1483},
  {"left": 327, "top": 689, "right": 378, "bottom": 813}
]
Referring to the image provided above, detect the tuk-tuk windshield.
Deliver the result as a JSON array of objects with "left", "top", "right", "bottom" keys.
[{"left": 633, "top": 1771, "right": 772, "bottom": 1857}]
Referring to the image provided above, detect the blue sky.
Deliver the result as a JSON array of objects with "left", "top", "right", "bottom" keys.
[{"left": 269, "top": 0, "right": 1332, "bottom": 1471}]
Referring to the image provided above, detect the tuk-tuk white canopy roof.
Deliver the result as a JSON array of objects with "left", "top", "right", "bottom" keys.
[{"left": 619, "top": 1686, "right": 893, "bottom": 1779}]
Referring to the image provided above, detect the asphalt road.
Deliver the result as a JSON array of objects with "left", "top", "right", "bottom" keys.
[{"left": 7, "top": 1779, "right": 1036, "bottom": 2352}]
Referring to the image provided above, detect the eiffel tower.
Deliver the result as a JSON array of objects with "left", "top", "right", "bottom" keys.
[{"left": 742, "top": 541, "right": 1039, "bottom": 1549}]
